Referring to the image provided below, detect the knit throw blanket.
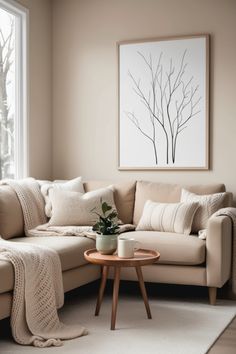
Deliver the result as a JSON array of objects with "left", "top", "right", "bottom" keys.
[
  {"left": 0, "top": 239, "right": 87, "bottom": 347},
  {"left": 1, "top": 178, "right": 47, "bottom": 236}
]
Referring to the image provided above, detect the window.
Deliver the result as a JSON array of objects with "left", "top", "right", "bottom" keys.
[{"left": 0, "top": 0, "right": 28, "bottom": 179}]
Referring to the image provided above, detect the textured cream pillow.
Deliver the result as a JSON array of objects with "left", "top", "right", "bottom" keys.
[
  {"left": 136, "top": 200, "right": 199, "bottom": 235},
  {"left": 48, "top": 187, "right": 119, "bottom": 226},
  {"left": 181, "top": 189, "right": 227, "bottom": 233},
  {"left": 41, "top": 177, "right": 85, "bottom": 218}
]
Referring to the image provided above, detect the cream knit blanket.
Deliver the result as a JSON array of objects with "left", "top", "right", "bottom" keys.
[
  {"left": 0, "top": 239, "right": 87, "bottom": 347},
  {"left": 1, "top": 178, "right": 47, "bottom": 236}
]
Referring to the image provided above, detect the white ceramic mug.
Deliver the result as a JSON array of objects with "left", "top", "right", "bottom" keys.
[{"left": 118, "top": 237, "right": 140, "bottom": 258}]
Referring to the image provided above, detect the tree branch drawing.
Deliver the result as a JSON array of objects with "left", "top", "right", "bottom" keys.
[{"left": 125, "top": 49, "right": 202, "bottom": 165}]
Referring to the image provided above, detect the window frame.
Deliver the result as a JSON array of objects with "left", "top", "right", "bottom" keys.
[{"left": 0, "top": 0, "right": 29, "bottom": 178}]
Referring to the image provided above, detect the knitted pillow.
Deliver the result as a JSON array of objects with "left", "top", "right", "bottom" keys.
[
  {"left": 181, "top": 189, "right": 227, "bottom": 233},
  {"left": 41, "top": 177, "right": 84, "bottom": 218},
  {"left": 136, "top": 200, "right": 199, "bottom": 235},
  {"left": 48, "top": 187, "right": 120, "bottom": 226}
]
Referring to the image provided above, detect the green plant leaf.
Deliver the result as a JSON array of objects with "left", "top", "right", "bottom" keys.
[
  {"left": 102, "top": 201, "right": 112, "bottom": 215},
  {"left": 107, "top": 210, "right": 118, "bottom": 220}
]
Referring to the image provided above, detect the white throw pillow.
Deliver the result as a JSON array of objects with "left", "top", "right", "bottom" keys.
[
  {"left": 136, "top": 200, "right": 199, "bottom": 235},
  {"left": 41, "top": 177, "right": 85, "bottom": 218},
  {"left": 181, "top": 189, "right": 227, "bottom": 233},
  {"left": 48, "top": 187, "right": 119, "bottom": 226}
]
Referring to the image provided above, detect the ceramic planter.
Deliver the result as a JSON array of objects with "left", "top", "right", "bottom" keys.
[{"left": 96, "top": 234, "right": 118, "bottom": 255}]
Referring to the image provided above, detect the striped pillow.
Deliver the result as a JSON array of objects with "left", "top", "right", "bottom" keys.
[
  {"left": 136, "top": 200, "right": 199, "bottom": 235},
  {"left": 181, "top": 189, "right": 227, "bottom": 233}
]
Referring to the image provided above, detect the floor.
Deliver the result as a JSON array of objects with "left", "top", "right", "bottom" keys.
[
  {"left": 0, "top": 281, "right": 235, "bottom": 353},
  {"left": 208, "top": 316, "right": 236, "bottom": 354}
]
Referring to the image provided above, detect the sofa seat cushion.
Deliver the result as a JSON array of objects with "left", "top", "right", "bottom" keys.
[
  {"left": 0, "top": 236, "right": 95, "bottom": 294},
  {"left": 11, "top": 236, "right": 95, "bottom": 271},
  {"left": 121, "top": 231, "right": 206, "bottom": 266}
]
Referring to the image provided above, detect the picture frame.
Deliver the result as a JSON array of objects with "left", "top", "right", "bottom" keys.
[{"left": 118, "top": 34, "right": 209, "bottom": 170}]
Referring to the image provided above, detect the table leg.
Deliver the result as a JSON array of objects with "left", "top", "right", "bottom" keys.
[
  {"left": 135, "top": 266, "right": 152, "bottom": 319},
  {"left": 95, "top": 265, "right": 109, "bottom": 316},
  {"left": 111, "top": 266, "right": 121, "bottom": 330}
]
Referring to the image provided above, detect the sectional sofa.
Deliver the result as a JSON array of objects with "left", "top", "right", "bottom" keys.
[{"left": 0, "top": 180, "right": 233, "bottom": 321}]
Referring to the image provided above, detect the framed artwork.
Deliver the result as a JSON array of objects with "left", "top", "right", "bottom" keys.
[{"left": 118, "top": 35, "right": 209, "bottom": 170}]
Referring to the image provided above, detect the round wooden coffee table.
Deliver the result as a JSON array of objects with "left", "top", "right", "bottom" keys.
[{"left": 84, "top": 248, "right": 160, "bottom": 330}]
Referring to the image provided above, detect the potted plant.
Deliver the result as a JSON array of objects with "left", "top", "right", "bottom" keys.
[{"left": 92, "top": 200, "right": 120, "bottom": 255}]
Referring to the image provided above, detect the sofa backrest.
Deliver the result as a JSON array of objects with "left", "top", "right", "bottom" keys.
[
  {"left": 133, "top": 181, "right": 232, "bottom": 225},
  {"left": 0, "top": 179, "right": 232, "bottom": 239},
  {"left": 84, "top": 180, "right": 136, "bottom": 224},
  {"left": 0, "top": 185, "right": 24, "bottom": 239},
  {"left": 0, "top": 180, "right": 137, "bottom": 239}
]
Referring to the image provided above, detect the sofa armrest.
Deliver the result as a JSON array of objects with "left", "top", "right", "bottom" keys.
[{"left": 206, "top": 215, "right": 232, "bottom": 288}]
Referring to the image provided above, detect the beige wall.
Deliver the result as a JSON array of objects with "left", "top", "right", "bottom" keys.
[
  {"left": 17, "top": 0, "right": 52, "bottom": 179},
  {"left": 52, "top": 0, "right": 236, "bottom": 196}
]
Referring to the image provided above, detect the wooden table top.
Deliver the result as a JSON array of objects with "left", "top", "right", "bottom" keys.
[{"left": 84, "top": 248, "right": 160, "bottom": 267}]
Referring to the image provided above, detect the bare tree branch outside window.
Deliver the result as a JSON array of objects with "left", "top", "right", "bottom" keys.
[
  {"left": 0, "top": 9, "right": 15, "bottom": 178},
  {"left": 125, "top": 50, "right": 201, "bottom": 165}
]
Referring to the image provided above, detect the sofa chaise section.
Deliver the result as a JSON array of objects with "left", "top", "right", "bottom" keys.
[
  {"left": 0, "top": 236, "right": 101, "bottom": 320},
  {"left": 124, "top": 231, "right": 206, "bottom": 265},
  {"left": 0, "top": 181, "right": 137, "bottom": 321}
]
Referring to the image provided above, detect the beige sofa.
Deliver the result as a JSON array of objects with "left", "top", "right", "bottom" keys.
[{"left": 0, "top": 180, "right": 233, "bottom": 321}]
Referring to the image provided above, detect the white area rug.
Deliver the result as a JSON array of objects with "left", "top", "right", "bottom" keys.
[{"left": 1, "top": 294, "right": 236, "bottom": 354}]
